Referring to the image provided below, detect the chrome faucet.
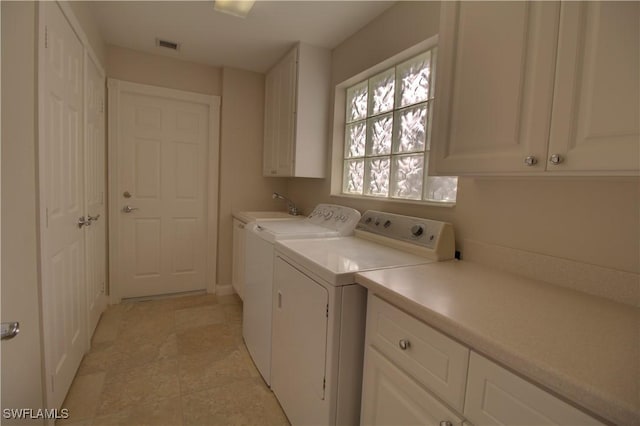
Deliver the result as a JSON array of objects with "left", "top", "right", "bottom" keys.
[{"left": 272, "top": 192, "right": 299, "bottom": 216}]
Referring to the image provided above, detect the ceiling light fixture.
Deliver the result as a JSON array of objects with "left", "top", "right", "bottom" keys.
[{"left": 213, "top": 0, "right": 256, "bottom": 18}]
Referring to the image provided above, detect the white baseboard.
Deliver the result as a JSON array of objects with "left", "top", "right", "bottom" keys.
[{"left": 215, "top": 284, "right": 235, "bottom": 297}]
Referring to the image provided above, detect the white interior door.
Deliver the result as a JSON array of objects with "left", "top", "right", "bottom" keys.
[
  {"left": 39, "top": 1, "right": 87, "bottom": 409},
  {"left": 85, "top": 53, "right": 107, "bottom": 339},
  {"left": 110, "top": 80, "right": 216, "bottom": 299}
]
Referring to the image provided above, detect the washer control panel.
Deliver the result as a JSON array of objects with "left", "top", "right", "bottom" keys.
[
  {"left": 356, "top": 210, "right": 453, "bottom": 251},
  {"left": 307, "top": 204, "right": 362, "bottom": 235}
]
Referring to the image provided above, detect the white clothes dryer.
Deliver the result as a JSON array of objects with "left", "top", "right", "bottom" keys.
[
  {"left": 242, "top": 204, "right": 361, "bottom": 386},
  {"left": 270, "top": 211, "right": 455, "bottom": 426}
]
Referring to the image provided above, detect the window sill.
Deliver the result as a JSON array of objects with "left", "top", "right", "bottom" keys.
[{"left": 330, "top": 193, "right": 456, "bottom": 208}]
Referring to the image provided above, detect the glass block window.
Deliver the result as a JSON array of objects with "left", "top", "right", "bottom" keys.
[{"left": 342, "top": 48, "right": 457, "bottom": 203}]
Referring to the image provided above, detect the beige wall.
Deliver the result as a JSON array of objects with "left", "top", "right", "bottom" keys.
[
  {"left": 107, "top": 45, "right": 222, "bottom": 95},
  {"left": 217, "top": 67, "right": 288, "bottom": 288},
  {"left": 66, "top": 0, "right": 107, "bottom": 66},
  {"left": 287, "top": 1, "right": 640, "bottom": 275},
  {"left": 1, "top": 1, "right": 45, "bottom": 418}
]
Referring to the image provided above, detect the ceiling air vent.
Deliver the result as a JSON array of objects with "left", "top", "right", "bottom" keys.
[{"left": 156, "top": 38, "right": 180, "bottom": 51}]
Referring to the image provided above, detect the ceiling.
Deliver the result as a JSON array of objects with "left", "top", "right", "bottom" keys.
[{"left": 89, "top": 1, "right": 395, "bottom": 73}]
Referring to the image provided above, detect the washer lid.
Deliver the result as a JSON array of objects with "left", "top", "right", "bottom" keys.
[
  {"left": 247, "top": 220, "right": 341, "bottom": 243},
  {"left": 275, "top": 237, "right": 434, "bottom": 286}
]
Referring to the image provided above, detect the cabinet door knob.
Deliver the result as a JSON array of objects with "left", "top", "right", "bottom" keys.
[
  {"left": 549, "top": 154, "right": 563, "bottom": 165},
  {"left": 398, "top": 339, "right": 410, "bottom": 350},
  {"left": 524, "top": 156, "right": 537, "bottom": 166}
]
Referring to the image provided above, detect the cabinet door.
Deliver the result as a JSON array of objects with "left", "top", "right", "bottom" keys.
[
  {"left": 263, "top": 70, "right": 278, "bottom": 176},
  {"left": 431, "top": 1, "right": 560, "bottom": 174},
  {"left": 231, "top": 219, "right": 245, "bottom": 299},
  {"left": 361, "top": 346, "right": 464, "bottom": 426},
  {"left": 275, "top": 48, "right": 297, "bottom": 176},
  {"left": 547, "top": 1, "right": 639, "bottom": 173},
  {"left": 464, "top": 352, "right": 603, "bottom": 426}
]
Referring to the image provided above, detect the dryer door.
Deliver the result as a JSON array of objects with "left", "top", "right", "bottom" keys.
[{"left": 272, "top": 256, "right": 329, "bottom": 425}]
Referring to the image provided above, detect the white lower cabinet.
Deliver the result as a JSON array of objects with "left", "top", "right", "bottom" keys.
[
  {"left": 361, "top": 346, "right": 464, "bottom": 426},
  {"left": 464, "top": 353, "right": 603, "bottom": 426},
  {"left": 366, "top": 295, "right": 469, "bottom": 411},
  {"left": 361, "top": 295, "right": 604, "bottom": 426},
  {"left": 362, "top": 295, "right": 468, "bottom": 425}
]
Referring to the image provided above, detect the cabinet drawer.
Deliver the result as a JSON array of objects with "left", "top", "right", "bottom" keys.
[
  {"left": 361, "top": 346, "right": 464, "bottom": 426},
  {"left": 367, "top": 295, "right": 469, "bottom": 411},
  {"left": 465, "top": 352, "right": 603, "bottom": 426}
]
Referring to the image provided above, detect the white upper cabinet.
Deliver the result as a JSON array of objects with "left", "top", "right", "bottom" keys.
[
  {"left": 431, "top": 1, "right": 639, "bottom": 176},
  {"left": 431, "top": 1, "right": 560, "bottom": 174},
  {"left": 548, "top": 1, "right": 639, "bottom": 173},
  {"left": 263, "top": 42, "right": 331, "bottom": 178}
]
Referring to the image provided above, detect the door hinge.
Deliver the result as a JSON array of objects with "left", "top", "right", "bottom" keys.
[
  {"left": 323, "top": 377, "right": 326, "bottom": 390},
  {"left": 326, "top": 304, "right": 329, "bottom": 318},
  {"left": 44, "top": 26, "right": 48, "bottom": 49}
]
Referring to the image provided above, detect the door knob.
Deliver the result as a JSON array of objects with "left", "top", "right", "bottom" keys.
[
  {"left": 1, "top": 322, "right": 20, "bottom": 340},
  {"left": 78, "top": 216, "right": 92, "bottom": 228},
  {"left": 122, "top": 205, "right": 138, "bottom": 213}
]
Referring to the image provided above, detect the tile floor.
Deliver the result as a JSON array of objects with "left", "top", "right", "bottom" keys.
[{"left": 58, "top": 293, "right": 289, "bottom": 426}]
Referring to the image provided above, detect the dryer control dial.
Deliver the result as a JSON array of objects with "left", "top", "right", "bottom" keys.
[{"left": 411, "top": 225, "right": 424, "bottom": 237}]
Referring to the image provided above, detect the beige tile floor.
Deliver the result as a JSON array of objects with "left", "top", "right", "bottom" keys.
[{"left": 58, "top": 294, "right": 289, "bottom": 426}]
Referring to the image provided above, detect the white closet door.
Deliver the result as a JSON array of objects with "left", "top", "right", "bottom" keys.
[
  {"left": 85, "top": 53, "right": 107, "bottom": 340},
  {"left": 39, "top": 1, "right": 87, "bottom": 409}
]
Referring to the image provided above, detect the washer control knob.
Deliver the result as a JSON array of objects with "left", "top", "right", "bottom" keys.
[
  {"left": 383, "top": 220, "right": 391, "bottom": 228},
  {"left": 365, "top": 217, "right": 372, "bottom": 224},
  {"left": 411, "top": 225, "right": 424, "bottom": 237}
]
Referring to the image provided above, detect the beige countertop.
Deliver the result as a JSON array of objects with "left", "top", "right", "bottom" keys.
[
  {"left": 232, "top": 210, "right": 303, "bottom": 223},
  {"left": 355, "top": 260, "right": 640, "bottom": 425}
]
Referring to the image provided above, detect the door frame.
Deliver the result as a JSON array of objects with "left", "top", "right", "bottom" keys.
[
  {"left": 107, "top": 79, "right": 220, "bottom": 303},
  {"left": 84, "top": 51, "right": 107, "bottom": 341}
]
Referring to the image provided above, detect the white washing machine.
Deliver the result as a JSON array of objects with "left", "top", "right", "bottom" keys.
[
  {"left": 271, "top": 211, "right": 455, "bottom": 426},
  {"left": 242, "top": 204, "right": 361, "bottom": 386}
]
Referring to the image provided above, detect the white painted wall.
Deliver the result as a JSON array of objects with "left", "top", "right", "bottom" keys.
[{"left": 1, "top": 1, "right": 45, "bottom": 419}]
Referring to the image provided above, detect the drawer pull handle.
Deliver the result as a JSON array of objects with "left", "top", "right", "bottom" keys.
[
  {"left": 398, "top": 339, "right": 410, "bottom": 350},
  {"left": 439, "top": 422, "right": 453, "bottom": 426}
]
